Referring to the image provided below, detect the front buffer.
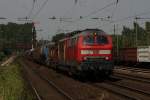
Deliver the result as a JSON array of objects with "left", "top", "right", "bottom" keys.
[{"left": 77, "top": 59, "right": 114, "bottom": 77}]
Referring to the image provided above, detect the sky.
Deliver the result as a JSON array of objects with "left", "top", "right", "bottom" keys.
[{"left": 0, "top": 0, "right": 150, "bottom": 40}]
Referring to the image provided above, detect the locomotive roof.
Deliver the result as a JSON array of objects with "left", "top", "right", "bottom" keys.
[
  {"left": 83, "top": 28, "right": 104, "bottom": 32},
  {"left": 72, "top": 29, "right": 106, "bottom": 37},
  {"left": 81, "top": 29, "right": 106, "bottom": 34},
  {"left": 59, "top": 29, "right": 107, "bottom": 42}
]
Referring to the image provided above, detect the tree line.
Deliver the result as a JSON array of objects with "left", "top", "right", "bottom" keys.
[
  {"left": 112, "top": 22, "right": 150, "bottom": 48},
  {"left": 0, "top": 22, "right": 35, "bottom": 51}
]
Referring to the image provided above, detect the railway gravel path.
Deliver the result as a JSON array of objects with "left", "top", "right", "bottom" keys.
[
  {"left": 20, "top": 60, "right": 73, "bottom": 100},
  {"left": 114, "top": 66, "right": 150, "bottom": 79},
  {"left": 22, "top": 57, "right": 150, "bottom": 100},
  {"left": 22, "top": 58, "right": 123, "bottom": 100}
]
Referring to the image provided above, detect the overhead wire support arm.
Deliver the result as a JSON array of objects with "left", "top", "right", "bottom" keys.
[
  {"left": 98, "top": 10, "right": 150, "bottom": 28},
  {"left": 0, "top": 17, "right": 7, "bottom": 20},
  {"left": 135, "top": 17, "right": 150, "bottom": 20},
  {"left": 91, "top": 16, "right": 111, "bottom": 21},
  {"left": 49, "top": 17, "right": 73, "bottom": 23},
  {"left": 17, "top": 17, "right": 32, "bottom": 23}
]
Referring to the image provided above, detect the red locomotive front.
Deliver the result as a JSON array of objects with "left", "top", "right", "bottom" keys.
[{"left": 57, "top": 29, "right": 114, "bottom": 76}]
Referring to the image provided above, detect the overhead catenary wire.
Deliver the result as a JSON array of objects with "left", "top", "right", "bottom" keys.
[
  {"left": 63, "top": 0, "right": 119, "bottom": 31},
  {"left": 74, "top": 0, "right": 78, "bottom": 5},
  {"left": 23, "top": 0, "right": 117, "bottom": 33},
  {"left": 32, "top": 0, "right": 49, "bottom": 20},
  {"left": 79, "top": 1, "right": 116, "bottom": 21},
  {"left": 115, "top": 11, "right": 150, "bottom": 23},
  {"left": 28, "top": 0, "right": 37, "bottom": 19},
  {"left": 99, "top": 10, "right": 150, "bottom": 28},
  {"left": 52, "top": 0, "right": 120, "bottom": 33},
  {"left": 22, "top": 0, "right": 80, "bottom": 34},
  {"left": 56, "top": 0, "right": 87, "bottom": 32},
  {"left": 82, "top": 0, "right": 119, "bottom": 19},
  {"left": 110, "top": 0, "right": 119, "bottom": 22}
]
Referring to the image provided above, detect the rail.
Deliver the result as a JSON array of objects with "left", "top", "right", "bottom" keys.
[
  {"left": 92, "top": 83, "right": 139, "bottom": 100},
  {"left": 21, "top": 60, "right": 74, "bottom": 100},
  {"left": 21, "top": 61, "right": 42, "bottom": 100},
  {"left": 112, "top": 73, "right": 150, "bottom": 84},
  {"left": 33, "top": 69, "right": 74, "bottom": 100}
]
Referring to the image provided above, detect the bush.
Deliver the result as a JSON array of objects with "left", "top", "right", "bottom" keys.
[
  {"left": 3, "top": 48, "right": 12, "bottom": 56},
  {"left": 0, "top": 52, "right": 6, "bottom": 61},
  {"left": 0, "top": 63, "right": 35, "bottom": 100}
]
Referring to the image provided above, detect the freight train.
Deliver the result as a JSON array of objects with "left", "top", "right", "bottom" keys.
[
  {"left": 32, "top": 29, "right": 114, "bottom": 77},
  {"left": 113, "top": 46, "right": 150, "bottom": 67}
]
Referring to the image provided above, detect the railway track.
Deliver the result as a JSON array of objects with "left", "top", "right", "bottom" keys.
[
  {"left": 20, "top": 61, "right": 74, "bottom": 100},
  {"left": 115, "top": 66, "right": 150, "bottom": 73},
  {"left": 21, "top": 58, "right": 150, "bottom": 100},
  {"left": 107, "top": 81, "right": 150, "bottom": 96},
  {"left": 112, "top": 73, "right": 150, "bottom": 84},
  {"left": 89, "top": 67, "right": 150, "bottom": 100},
  {"left": 26, "top": 78, "right": 42, "bottom": 100},
  {"left": 92, "top": 83, "right": 139, "bottom": 100},
  {"left": 32, "top": 69, "right": 74, "bottom": 100},
  {"left": 91, "top": 81, "right": 150, "bottom": 100},
  {"left": 114, "top": 66, "right": 150, "bottom": 84},
  {"left": 21, "top": 61, "right": 42, "bottom": 100}
]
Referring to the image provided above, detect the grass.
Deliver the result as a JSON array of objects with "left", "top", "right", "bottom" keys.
[{"left": 0, "top": 61, "right": 35, "bottom": 100}]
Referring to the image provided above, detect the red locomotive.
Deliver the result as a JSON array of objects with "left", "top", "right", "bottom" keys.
[{"left": 48, "top": 29, "right": 114, "bottom": 76}]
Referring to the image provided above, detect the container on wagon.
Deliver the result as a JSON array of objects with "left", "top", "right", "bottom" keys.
[{"left": 137, "top": 46, "right": 150, "bottom": 62}]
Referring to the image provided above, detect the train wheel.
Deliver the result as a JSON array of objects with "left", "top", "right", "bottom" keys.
[
  {"left": 79, "top": 73, "right": 86, "bottom": 82},
  {"left": 105, "top": 70, "right": 113, "bottom": 77},
  {"left": 68, "top": 66, "right": 76, "bottom": 76},
  {"left": 68, "top": 71, "right": 73, "bottom": 76},
  {"left": 46, "top": 60, "right": 50, "bottom": 66}
]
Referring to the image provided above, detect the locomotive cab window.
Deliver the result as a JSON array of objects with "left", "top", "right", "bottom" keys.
[
  {"left": 83, "top": 35, "right": 108, "bottom": 45},
  {"left": 83, "top": 36, "right": 95, "bottom": 44},
  {"left": 96, "top": 35, "right": 108, "bottom": 44}
]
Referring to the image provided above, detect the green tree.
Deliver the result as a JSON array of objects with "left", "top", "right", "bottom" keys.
[
  {"left": 133, "top": 22, "right": 147, "bottom": 46},
  {"left": 52, "top": 33, "right": 65, "bottom": 42},
  {"left": 121, "top": 22, "right": 148, "bottom": 48}
]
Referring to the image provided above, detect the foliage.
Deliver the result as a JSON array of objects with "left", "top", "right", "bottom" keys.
[
  {"left": 112, "top": 34, "right": 124, "bottom": 48},
  {"left": 52, "top": 30, "right": 82, "bottom": 42},
  {"left": 113, "top": 21, "right": 150, "bottom": 48},
  {"left": 145, "top": 22, "right": 150, "bottom": 31},
  {"left": 0, "top": 22, "right": 35, "bottom": 51},
  {"left": 122, "top": 26, "right": 135, "bottom": 47},
  {"left": 52, "top": 33, "right": 66, "bottom": 42},
  {"left": 0, "top": 62, "right": 35, "bottom": 100},
  {"left": 0, "top": 52, "right": 6, "bottom": 61}
]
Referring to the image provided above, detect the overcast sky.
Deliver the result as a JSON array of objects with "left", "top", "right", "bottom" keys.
[{"left": 0, "top": 0, "right": 150, "bottom": 40}]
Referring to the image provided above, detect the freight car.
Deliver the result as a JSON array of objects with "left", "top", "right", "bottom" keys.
[
  {"left": 113, "top": 46, "right": 150, "bottom": 67},
  {"left": 48, "top": 29, "right": 114, "bottom": 77}
]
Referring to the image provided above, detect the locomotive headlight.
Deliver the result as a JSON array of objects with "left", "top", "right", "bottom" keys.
[
  {"left": 105, "top": 56, "right": 109, "bottom": 60},
  {"left": 99, "top": 50, "right": 111, "bottom": 54},
  {"left": 81, "top": 50, "right": 93, "bottom": 54}
]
